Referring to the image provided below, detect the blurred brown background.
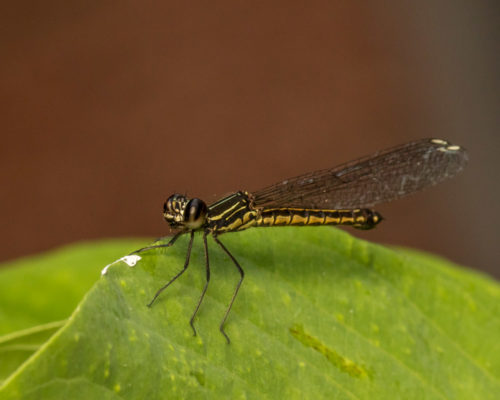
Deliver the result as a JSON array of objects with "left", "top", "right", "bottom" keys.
[{"left": 1, "top": 1, "right": 498, "bottom": 277}]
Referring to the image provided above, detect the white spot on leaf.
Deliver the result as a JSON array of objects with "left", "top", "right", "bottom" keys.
[{"left": 101, "top": 255, "right": 142, "bottom": 276}]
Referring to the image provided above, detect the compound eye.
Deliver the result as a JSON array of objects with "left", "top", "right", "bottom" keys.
[
  {"left": 184, "top": 198, "right": 207, "bottom": 228},
  {"left": 164, "top": 194, "right": 184, "bottom": 213}
]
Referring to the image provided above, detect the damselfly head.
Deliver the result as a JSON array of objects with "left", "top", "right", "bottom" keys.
[{"left": 163, "top": 194, "right": 208, "bottom": 230}]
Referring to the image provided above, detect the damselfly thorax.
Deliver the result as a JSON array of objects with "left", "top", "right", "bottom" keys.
[{"left": 131, "top": 138, "right": 468, "bottom": 343}]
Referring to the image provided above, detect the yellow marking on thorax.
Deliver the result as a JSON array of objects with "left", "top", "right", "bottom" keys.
[
  {"left": 241, "top": 210, "right": 255, "bottom": 224},
  {"left": 208, "top": 201, "right": 242, "bottom": 221},
  {"left": 237, "top": 219, "right": 257, "bottom": 231},
  {"left": 215, "top": 210, "right": 257, "bottom": 232},
  {"left": 225, "top": 205, "right": 248, "bottom": 221},
  {"left": 223, "top": 220, "right": 243, "bottom": 231}
]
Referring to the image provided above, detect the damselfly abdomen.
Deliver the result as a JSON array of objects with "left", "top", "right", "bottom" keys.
[{"left": 131, "top": 138, "right": 467, "bottom": 343}]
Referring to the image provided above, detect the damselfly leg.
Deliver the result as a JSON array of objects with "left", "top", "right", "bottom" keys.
[
  {"left": 213, "top": 235, "right": 245, "bottom": 344},
  {"left": 188, "top": 231, "right": 210, "bottom": 336},
  {"left": 131, "top": 230, "right": 243, "bottom": 342}
]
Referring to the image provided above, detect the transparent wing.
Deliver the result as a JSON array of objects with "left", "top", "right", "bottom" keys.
[{"left": 252, "top": 138, "right": 468, "bottom": 209}]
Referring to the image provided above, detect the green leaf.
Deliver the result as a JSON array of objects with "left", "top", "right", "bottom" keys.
[
  {"left": 0, "top": 240, "right": 145, "bottom": 334},
  {"left": 0, "top": 321, "right": 65, "bottom": 385},
  {"left": 0, "top": 228, "right": 499, "bottom": 399},
  {"left": 0, "top": 240, "right": 145, "bottom": 384}
]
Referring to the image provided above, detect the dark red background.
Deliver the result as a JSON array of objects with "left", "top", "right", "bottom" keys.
[{"left": 1, "top": 1, "right": 498, "bottom": 277}]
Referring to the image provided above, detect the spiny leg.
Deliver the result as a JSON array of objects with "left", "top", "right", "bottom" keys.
[
  {"left": 213, "top": 235, "right": 244, "bottom": 344},
  {"left": 147, "top": 231, "right": 195, "bottom": 308},
  {"left": 129, "top": 230, "right": 184, "bottom": 255},
  {"left": 189, "top": 231, "right": 211, "bottom": 336}
]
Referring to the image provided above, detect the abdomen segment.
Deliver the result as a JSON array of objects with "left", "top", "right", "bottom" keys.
[{"left": 255, "top": 208, "right": 382, "bottom": 230}]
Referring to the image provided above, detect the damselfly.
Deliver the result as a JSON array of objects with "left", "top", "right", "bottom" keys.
[{"left": 131, "top": 138, "right": 467, "bottom": 343}]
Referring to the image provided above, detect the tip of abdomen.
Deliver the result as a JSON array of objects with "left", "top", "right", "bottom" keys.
[{"left": 353, "top": 209, "right": 383, "bottom": 230}]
